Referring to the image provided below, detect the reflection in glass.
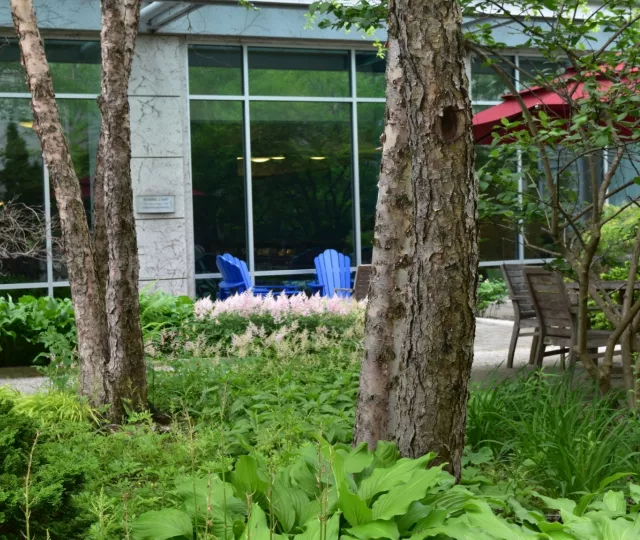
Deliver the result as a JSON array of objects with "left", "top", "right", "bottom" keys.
[
  {"left": 608, "top": 144, "right": 640, "bottom": 206},
  {"left": 250, "top": 101, "right": 353, "bottom": 270},
  {"left": 52, "top": 100, "right": 101, "bottom": 281},
  {"left": 0, "top": 39, "right": 100, "bottom": 94},
  {"left": 356, "top": 52, "right": 385, "bottom": 98},
  {"left": 518, "top": 57, "right": 566, "bottom": 92},
  {"left": 358, "top": 102, "right": 385, "bottom": 263},
  {"left": 471, "top": 56, "right": 515, "bottom": 102},
  {"left": 0, "top": 99, "right": 46, "bottom": 283},
  {"left": 195, "top": 278, "right": 221, "bottom": 300},
  {"left": 476, "top": 146, "right": 518, "bottom": 261},
  {"left": 249, "top": 48, "right": 350, "bottom": 97},
  {"left": 190, "top": 101, "right": 246, "bottom": 275},
  {"left": 188, "top": 45, "right": 243, "bottom": 95}
]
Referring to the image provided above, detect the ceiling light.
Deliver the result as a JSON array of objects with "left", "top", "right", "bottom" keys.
[
  {"left": 18, "top": 121, "right": 33, "bottom": 129},
  {"left": 271, "top": 156, "right": 285, "bottom": 160},
  {"left": 310, "top": 156, "right": 326, "bottom": 161},
  {"left": 251, "top": 157, "right": 271, "bottom": 163}
]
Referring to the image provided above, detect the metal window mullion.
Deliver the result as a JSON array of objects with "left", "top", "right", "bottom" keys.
[
  {"left": 242, "top": 45, "right": 256, "bottom": 286},
  {"left": 43, "top": 164, "right": 54, "bottom": 296},
  {"left": 514, "top": 55, "right": 525, "bottom": 260},
  {"left": 350, "top": 50, "right": 362, "bottom": 266}
]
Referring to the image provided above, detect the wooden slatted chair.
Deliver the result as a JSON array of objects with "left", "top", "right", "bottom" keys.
[
  {"left": 501, "top": 264, "right": 539, "bottom": 368},
  {"left": 524, "top": 267, "right": 618, "bottom": 368},
  {"left": 335, "top": 264, "right": 372, "bottom": 301}
]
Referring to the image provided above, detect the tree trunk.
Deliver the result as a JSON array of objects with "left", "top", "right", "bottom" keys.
[
  {"left": 11, "top": 0, "right": 110, "bottom": 406},
  {"left": 99, "top": 0, "right": 147, "bottom": 421},
  {"left": 354, "top": 38, "right": 413, "bottom": 449},
  {"left": 355, "top": 0, "right": 477, "bottom": 480}
]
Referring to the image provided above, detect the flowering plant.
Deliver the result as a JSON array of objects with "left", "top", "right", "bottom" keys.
[{"left": 194, "top": 291, "right": 365, "bottom": 321}]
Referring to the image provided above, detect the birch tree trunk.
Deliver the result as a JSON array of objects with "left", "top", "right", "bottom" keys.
[
  {"left": 99, "top": 0, "right": 147, "bottom": 420},
  {"left": 10, "top": 0, "right": 110, "bottom": 405},
  {"left": 355, "top": 0, "right": 477, "bottom": 480}
]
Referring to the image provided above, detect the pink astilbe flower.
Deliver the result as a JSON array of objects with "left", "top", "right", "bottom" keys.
[{"left": 194, "top": 290, "right": 364, "bottom": 321}]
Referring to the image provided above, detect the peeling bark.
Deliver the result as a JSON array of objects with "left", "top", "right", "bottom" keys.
[
  {"left": 99, "top": 0, "right": 147, "bottom": 421},
  {"left": 11, "top": 0, "right": 109, "bottom": 405},
  {"left": 355, "top": 0, "right": 477, "bottom": 480}
]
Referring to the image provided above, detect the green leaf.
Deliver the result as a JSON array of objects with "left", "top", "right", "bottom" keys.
[
  {"left": 130, "top": 509, "right": 193, "bottom": 540},
  {"left": 602, "top": 490, "right": 626, "bottom": 513},
  {"left": 464, "top": 501, "right": 528, "bottom": 540},
  {"left": 358, "top": 453, "right": 437, "bottom": 502},
  {"left": 176, "top": 476, "right": 246, "bottom": 516},
  {"left": 240, "top": 504, "right": 271, "bottom": 540},
  {"left": 372, "top": 466, "right": 445, "bottom": 520},
  {"left": 233, "top": 455, "right": 268, "bottom": 498},
  {"left": 295, "top": 512, "right": 341, "bottom": 540},
  {"left": 347, "top": 520, "right": 400, "bottom": 540},
  {"left": 343, "top": 442, "right": 374, "bottom": 474},
  {"left": 534, "top": 492, "right": 577, "bottom": 515}
]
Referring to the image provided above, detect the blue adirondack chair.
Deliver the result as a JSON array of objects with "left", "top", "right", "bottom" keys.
[
  {"left": 216, "top": 254, "right": 301, "bottom": 299},
  {"left": 308, "top": 249, "right": 353, "bottom": 298}
]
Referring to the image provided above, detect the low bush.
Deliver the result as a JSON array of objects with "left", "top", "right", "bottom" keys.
[{"left": 477, "top": 277, "right": 508, "bottom": 312}]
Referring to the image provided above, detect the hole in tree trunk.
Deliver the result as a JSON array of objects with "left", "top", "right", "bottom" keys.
[{"left": 439, "top": 106, "right": 464, "bottom": 142}]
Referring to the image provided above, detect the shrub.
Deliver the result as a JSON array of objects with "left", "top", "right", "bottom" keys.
[
  {"left": 0, "top": 396, "right": 90, "bottom": 538},
  {"left": 477, "top": 277, "right": 508, "bottom": 312}
]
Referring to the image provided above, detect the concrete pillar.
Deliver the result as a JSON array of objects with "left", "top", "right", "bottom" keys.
[{"left": 128, "top": 35, "right": 193, "bottom": 296}]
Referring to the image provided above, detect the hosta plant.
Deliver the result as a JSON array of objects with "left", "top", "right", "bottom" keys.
[{"left": 131, "top": 441, "right": 640, "bottom": 540}]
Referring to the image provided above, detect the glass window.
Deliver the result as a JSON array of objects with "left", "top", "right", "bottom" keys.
[
  {"left": 195, "top": 278, "right": 221, "bottom": 300},
  {"left": 248, "top": 48, "right": 350, "bottom": 97},
  {"left": 0, "top": 39, "right": 100, "bottom": 94},
  {"left": 188, "top": 45, "right": 242, "bottom": 96},
  {"left": 476, "top": 146, "right": 519, "bottom": 261},
  {"left": 471, "top": 56, "right": 515, "bottom": 102},
  {"left": 608, "top": 144, "right": 640, "bottom": 206},
  {"left": 250, "top": 101, "right": 353, "bottom": 270},
  {"left": 0, "top": 99, "right": 46, "bottom": 284},
  {"left": 518, "top": 56, "right": 566, "bottom": 92},
  {"left": 358, "top": 102, "right": 385, "bottom": 263},
  {"left": 52, "top": 99, "right": 101, "bottom": 281},
  {"left": 191, "top": 101, "right": 246, "bottom": 275},
  {"left": 356, "top": 52, "right": 385, "bottom": 98}
]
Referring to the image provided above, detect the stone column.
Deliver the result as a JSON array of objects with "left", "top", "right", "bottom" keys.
[{"left": 129, "top": 35, "right": 193, "bottom": 296}]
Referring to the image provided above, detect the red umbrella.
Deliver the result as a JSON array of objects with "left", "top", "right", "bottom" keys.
[{"left": 473, "top": 64, "right": 638, "bottom": 144}]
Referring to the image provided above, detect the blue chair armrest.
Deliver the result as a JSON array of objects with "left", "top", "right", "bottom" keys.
[
  {"left": 219, "top": 280, "right": 245, "bottom": 290},
  {"left": 308, "top": 282, "right": 323, "bottom": 294}
]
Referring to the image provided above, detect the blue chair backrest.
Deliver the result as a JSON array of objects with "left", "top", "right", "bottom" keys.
[
  {"left": 222, "top": 253, "right": 252, "bottom": 289},
  {"left": 216, "top": 255, "right": 245, "bottom": 291},
  {"left": 314, "top": 249, "right": 351, "bottom": 298}
]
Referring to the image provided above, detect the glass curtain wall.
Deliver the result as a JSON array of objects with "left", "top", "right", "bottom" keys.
[
  {"left": 190, "top": 46, "right": 377, "bottom": 296},
  {"left": 0, "top": 40, "right": 100, "bottom": 297},
  {"left": 190, "top": 46, "right": 640, "bottom": 295}
]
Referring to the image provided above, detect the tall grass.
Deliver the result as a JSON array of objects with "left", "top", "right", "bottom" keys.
[{"left": 467, "top": 372, "right": 640, "bottom": 497}]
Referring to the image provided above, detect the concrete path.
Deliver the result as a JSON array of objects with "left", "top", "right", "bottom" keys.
[{"left": 0, "top": 318, "right": 564, "bottom": 394}]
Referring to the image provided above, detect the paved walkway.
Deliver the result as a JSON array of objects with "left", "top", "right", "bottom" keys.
[{"left": 0, "top": 318, "right": 563, "bottom": 393}]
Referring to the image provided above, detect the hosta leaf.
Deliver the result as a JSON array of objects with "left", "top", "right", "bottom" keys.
[
  {"left": 534, "top": 492, "right": 577, "bottom": 515},
  {"left": 409, "top": 515, "right": 494, "bottom": 540},
  {"left": 372, "top": 467, "right": 445, "bottom": 520},
  {"left": 295, "top": 512, "right": 341, "bottom": 540},
  {"left": 130, "top": 509, "right": 193, "bottom": 540},
  {"left": 233, "top": 455, "right": 268, "bottom": 498},
  {"left": 464, "top": 500, "right": 529, "bottom": 540},
  {"left": 273, "top": 481, "right": 308, "bottom": 531},
  {"left": 413, "top": 508, "right": 448, "bottom": 531},
  {"left": 602, "top": 490, "right": 626, "bottom": 513},
  {"left": 396, "top": 502, "right": 434, "bottom": 533},
  {"left": 343, "top": 442, "right": 374, "bottom": 474},
  {"left": 339, "top": 482, "right": 373, "bottom": 526},
  {"left": 358, "top": 454, "right": 437, "bottom": 502},
  {"left": 176, "top": 475, "right": 246, "bottom": 516},
  {"left": 347, "top": 520, "right": 400, "bottom": 540},
  {"left": 240, "top": 504, "right": 272, "bottom": 540}
]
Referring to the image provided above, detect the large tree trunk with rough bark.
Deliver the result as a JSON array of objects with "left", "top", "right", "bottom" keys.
[
  {"left": 11, "top": 0, "right": 110, "bottom": 405},
  {"left": 98, "top": 0, "right": 146, "bottom": 421},
  {"left": 355, "top": 0, "right": 477, "bottom": 480}
]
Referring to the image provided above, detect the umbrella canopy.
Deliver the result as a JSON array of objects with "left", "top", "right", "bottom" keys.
[{"left": 473, "top": 64, "right": 638, "bottom": 144}]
